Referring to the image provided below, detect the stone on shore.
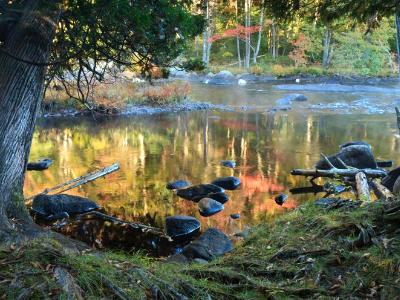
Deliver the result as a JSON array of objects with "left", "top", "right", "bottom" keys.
[
  {"left": 181, "top": 228, "right": 233, "bottom": 261},
  {"left": 27, "top": 158, "right": 53, "bottom": 171},
  {"left": 165, "top": 215, "right": 201, "bottom": 241}
]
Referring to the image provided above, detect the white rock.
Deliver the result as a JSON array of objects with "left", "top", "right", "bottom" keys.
[
  {"left": 295, "top": 78, "right": 301, "bottom": 83},
  {"left": 238, "top": 79, "right": 247, "bottom": 86}
]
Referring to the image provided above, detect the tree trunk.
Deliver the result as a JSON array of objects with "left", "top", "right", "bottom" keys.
[
  {"left": 395, "top": 13, "right": 400, "bottom": 76},
  {"left": 322, "top": 28, "right": 332, "bottom": 68},
  {"left": 202, "top": 0, "right": 209, "bottom": 66},
  {"left": 253, "top": 1, "right": 265, "bottom": 64},
  {"left": 0, "top": 1, "right": 59, "bottom": 240},
  {"left": 244, "top": 0, "right": 251, "bottom": 68},
  {"left": 236, "top": 0, "right": 242, "bottom": 67},
  {"left": 271, "top": 22, "right": 277, "bottom": 59}
]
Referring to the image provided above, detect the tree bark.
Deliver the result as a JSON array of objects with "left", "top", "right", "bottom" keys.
[
  {"left": 244, "top": 0, "right": 251, "bottom": 68},
  {"left": 253, "top": 1, "right": 265, "bottom": 64},
  {"left": 322, "top": 28, "right": 332, "bottom": 68},
  {"left": 0, "top": 1, "right": 60, "bottom": 240},
  {"left": 236, "top": 0, "right": 242, "bottom": 67},
  {"left": 202, "top": 0, "right": 211, "bottom": 66},
  {"left": 395, "top": 13, "right": 400, "bottom": 76}
]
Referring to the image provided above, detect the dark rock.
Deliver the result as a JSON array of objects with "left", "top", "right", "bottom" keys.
[
  {"left": 177, "top": 184, "right": 224, "bottom": 202},
  {"left": 211, "top": 176, "right": 241, "bottom": 190},
  {"left": 230, "top": 213, "right": 240, "bottom": 219},
  {"left": 207, "top": 70, "right": 235, "bottom": 85},
  {"left": 166, "top": 180, "right": 191, "bottom": 190},
  {"left": 393, "top": 176, "right": 400, "bottom": 195},
  {"left": 182, "top": 228, "right": 233, "bottom": 261},
  {"left": 27, "top": 158, "right": 53, "bottom": 171},
  {"left": 382, "top": 166, "right": 400, "bottom": 191},
  {"left": 165, "top": 253, "right": 189, "bottom": 264},
  {"left": 221, "top": 160, "right": 236, "bottom": 168},
  {"left": 198, "top": 198, "right": 224, "bottom": 217},
  {"left": 275, "top": 194, "right": 288, "bottom": 205},
  {"left": 165, "top": 215, "right": 200, "bottom": 241},
  {"left": 376, "top": 160, "right": 393, "bottom": 168},
  {"left": 323, "top": 183, "right": 347, "bottom": 195},
  {"left": 32, "top": 194, "right": 99, "bottom": 220},
  {"left": 315, "top": 145, "right": 377, "bottom": 170},
  {"left": 339, "top": 141, "right": 371, "bottom": 150},
  {"left": 208, "top": 192, "right": 229, "bottom": 204}
]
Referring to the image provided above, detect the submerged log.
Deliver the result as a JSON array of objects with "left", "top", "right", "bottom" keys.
[
  {"left": 371, "top": 179, "right": 395, "bottom": 201},
  {"left": 355, "top": 172, "right": 371, "bottom": 202},
  {"left": 290, "top": 168, "right": 387, "bottom": 179}
]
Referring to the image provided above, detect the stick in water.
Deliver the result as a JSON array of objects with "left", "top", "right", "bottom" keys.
[{"left": 25, "top": 163, "right": 120, "bottom": 202}]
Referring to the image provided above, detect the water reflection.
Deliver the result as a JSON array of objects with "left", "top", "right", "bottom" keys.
[{"left": 25, "top": 110, "right": 400, "bottom": 235}]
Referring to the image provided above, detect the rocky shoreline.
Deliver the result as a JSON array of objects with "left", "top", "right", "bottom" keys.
[{"left": 169, "top": 67, "right": 400, "bottom": 86}]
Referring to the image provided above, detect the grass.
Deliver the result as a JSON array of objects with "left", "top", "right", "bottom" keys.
[
  {"left": 1, "top": 199, "right": 400, "bottom": 299},
  {"left": 43, "top": 81, "right": 192, "bottom": 115}
]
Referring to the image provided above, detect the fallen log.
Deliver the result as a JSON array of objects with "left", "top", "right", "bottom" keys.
[
  {"left": 355, "top": 172, "right": 370, "bottom": 202},
  {"left": 371, "top": 179, "right": 395, "bottom": 201},
  {"left": 25, "top": 163, "right": 120, "bottom": 202},
  {"left": 290, "top": 168, "right": 387, "bottom": 179}
]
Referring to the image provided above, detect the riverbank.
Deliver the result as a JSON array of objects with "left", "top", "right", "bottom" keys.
[{"left": 2, "top": 198, "right": 399, "bottom": 299}]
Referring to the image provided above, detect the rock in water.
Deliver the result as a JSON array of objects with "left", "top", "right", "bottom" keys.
[
  {"left": 182, "top": 228, "right": 233, "bottom": 261},
  {"left": 177, "top": 184, "right": 224, "bottom": 202},
  {"left": 208, "top": 192, "right": 229, "bottom": 204},
  {"left": 211, "top": 176, "right": 241, "bottom": 190},
  {"left": 32, "top": 194, "right": 99, "bottom": 220},
  {"left": 27, "top": 158, "right": 53, "bottom": 171},
  {"left": 339, "top": 141, "right": 371, "bottom": 150},
  {"left": 382, "top": 166, "right": 400, "bottom": 191},
  {"left": 315, "top": 145, "right": 377, "bottom": 170},
  {"left": 166, "top": 180, "right": 191, "bottom": 190},
  {"left": 221, "top": 160, "right": 236, "bottom": 168},
  {"left": 198, "top": 198, "right": 224, "bottom": 217},
  {"left": 275, "top": 194, "right": 288, "bottom": 205},
  {"left": 275, "top": 94, "right": 307, "bottom": 106},
  {"left": 165, "top": 215, "right": 201, "bottom": 241},
  {"left": 230, "top": 213, "right": 240, "bottom": 219}
]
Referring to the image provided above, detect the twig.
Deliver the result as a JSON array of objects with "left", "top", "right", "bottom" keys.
[{"left": 321, "top": 153, "right": 335, "bottom": 169}]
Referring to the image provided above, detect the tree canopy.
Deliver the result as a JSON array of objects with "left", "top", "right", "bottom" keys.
[{"left": 0, "top": 0, "right": 204, "bottom": 104}]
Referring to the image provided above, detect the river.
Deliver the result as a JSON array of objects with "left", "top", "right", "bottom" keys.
[{"left": 25, "top": 81, "right": 400, "bottom": 236}]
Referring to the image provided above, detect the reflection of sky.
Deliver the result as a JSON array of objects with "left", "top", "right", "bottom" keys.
[{"left": 25, "top": 84, "right": 400, "bottom": 235}]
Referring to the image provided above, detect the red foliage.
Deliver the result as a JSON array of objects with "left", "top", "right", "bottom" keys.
[{"left": 208, "top": 24, "right": 261, "bottom": 43}]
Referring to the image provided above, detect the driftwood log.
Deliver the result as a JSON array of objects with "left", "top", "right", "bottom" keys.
[
  {"left": 371, "top": 179, "right": 395, "bottom": 201},
  {"left": 290, "top": 168, "right": 387, "bottom": 179},
  {"left": 355, "top": 172, "right": 371, "bottom": 202}
]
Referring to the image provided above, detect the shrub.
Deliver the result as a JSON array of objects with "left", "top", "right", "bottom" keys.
[
  {"left": 288, "top": 34, "right": 312, "bottom": 67},
  {"left": 142, "top": 82, "right": 191, "bottom": 105},
  {"left": 181, "top": 58, "right": 206, "bottom": 71}
]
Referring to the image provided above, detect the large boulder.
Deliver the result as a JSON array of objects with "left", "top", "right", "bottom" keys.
[
  {"left": 382, "top": 166, "right": 400, "bottom": 191},
  {"left": 166, "top": 180, "right": 191, "bottom": 190},
  {"left": 181, "top": 228, "right": 233, "bottom": 261},
  {"left": 177, "top": 184, "right": 224, "bottom": 202},
  {"left": 198, "top": 198, "right": 224, "bottom": 217},
  {"left": 207, "top": 70, "right": 235, "bottom": 85},
  {"left": 211, "top": 176, "right": 241, "bottom": 190},
  {"left": 165, "top": 215, "right": 201, "bottom": 241},
  {"left": 339, "top": 141, "right": 371, "bottom": 150},
  {"left": 315, "top": 145, "right": 377, "bottom": 170},
  {"left": 32, "top": 194, "right": 99, "bottom": 220}
]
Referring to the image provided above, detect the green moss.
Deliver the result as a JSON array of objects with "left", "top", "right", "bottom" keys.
[{"left": 1, "top": 200, "right": 400, "bottom": 299}]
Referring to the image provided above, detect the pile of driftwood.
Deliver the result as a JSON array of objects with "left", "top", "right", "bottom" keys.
[{"left": 291, "top": 152, "right": 394, "bottom": 202}]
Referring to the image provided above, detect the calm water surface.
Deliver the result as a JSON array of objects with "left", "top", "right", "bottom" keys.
[{"left": 25, "top": 82, "right": 400, "bottom": 235}]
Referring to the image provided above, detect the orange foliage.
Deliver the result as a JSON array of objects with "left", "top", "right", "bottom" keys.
[{"left": 288, "top": 34, "right": 311, "bottom": 67}]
